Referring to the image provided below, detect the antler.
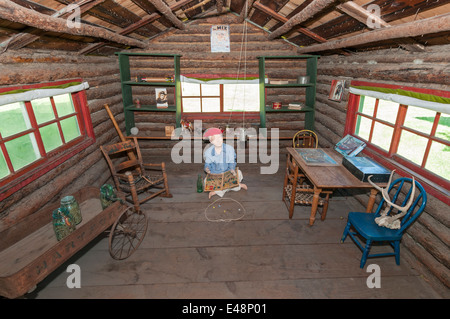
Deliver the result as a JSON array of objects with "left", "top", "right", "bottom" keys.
[
  {"left": 368, "top": 170, "right": 416, "bottom": 215},
  {"left": 387, "top": 176, "right": 415, "bottom": 214},
  {"left": 368, "top": 170, "right": 395, "bottom": 204}
]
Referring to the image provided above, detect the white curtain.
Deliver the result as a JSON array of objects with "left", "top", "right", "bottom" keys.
[
  {"left": 349, "top": 86, "right": 450, "bottom": 115},
  {"left": 0, "top": 82, "right": 89, "bottom": 106}
]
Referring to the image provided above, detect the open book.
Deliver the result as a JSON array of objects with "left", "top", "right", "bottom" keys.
[
  {"left": 204, "top": 168, "right": 239, "bottom": 191},
  {"left": 335, "top": 134, "right": 366, "bottom": 157}
]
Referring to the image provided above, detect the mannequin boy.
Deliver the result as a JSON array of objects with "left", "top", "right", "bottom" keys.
[{"left": 203, "top": 128, "right": 247, "bottom": 199}]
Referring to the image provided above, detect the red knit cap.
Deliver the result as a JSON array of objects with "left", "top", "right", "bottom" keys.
[{"left": 203, "top": 127, "right": 222, "bottom": 138}]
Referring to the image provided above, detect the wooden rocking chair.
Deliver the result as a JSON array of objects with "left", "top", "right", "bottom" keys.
[{"left": 101, "top": 137, "right": 172, "bottom": 212}]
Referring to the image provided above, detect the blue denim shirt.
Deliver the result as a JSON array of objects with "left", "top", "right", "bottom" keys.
[{"left": 204, "top": 143, "right": 236, "bottom": 174}]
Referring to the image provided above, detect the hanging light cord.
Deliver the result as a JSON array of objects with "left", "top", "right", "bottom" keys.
[{"left": 227, "top": 0, "right": 249, "bottom": 130}]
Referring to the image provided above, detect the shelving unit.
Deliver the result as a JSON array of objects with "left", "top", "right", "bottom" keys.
[
  {"left": 258, "top": 55, "right": 319, "bottom": 130},
  {"left": 115, "top": 52, "right": 182, "bottom": 135}
]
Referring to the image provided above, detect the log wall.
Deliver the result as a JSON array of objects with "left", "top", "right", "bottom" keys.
[
  {"left": 315, "top": 44, "right": 450, "bottom": 295},
  {"left": 0, "top": 11, "right": 447, "bottom": 295},
  {"left": 0, "top": 49, "right": 123, "bottom": 232},
  {"left": 128, "top": 12, "right": 302, "bottom": 155}
]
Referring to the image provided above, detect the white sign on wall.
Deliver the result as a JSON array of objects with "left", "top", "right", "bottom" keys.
[{"left": 211, "top": 25, "right": 230, "bottom": 52}]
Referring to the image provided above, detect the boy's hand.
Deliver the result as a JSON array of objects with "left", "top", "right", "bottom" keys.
[
  {"left": 230, "top": 169, "right": 236, "bottom": 176},
  {"left": 205, "top": 167, "right": 210, "bottom": 173}
]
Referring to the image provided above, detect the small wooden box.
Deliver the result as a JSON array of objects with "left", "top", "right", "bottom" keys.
[
  {"left": 165, "top": 125, "right": 174, "bottom": 137},
  {"left": 342, "top": 156, "right": 391, "bottom": 183}
]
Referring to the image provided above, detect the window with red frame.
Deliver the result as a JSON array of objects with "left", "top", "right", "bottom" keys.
[
  {"left": 345, "top": 81, "right": 449, "bottom": 202},
  {"left": 0, "top": 79, "right": 95, "bottom": 200},
  {"left": 181, "top": 79, "right": 260, "bottom": 113}
]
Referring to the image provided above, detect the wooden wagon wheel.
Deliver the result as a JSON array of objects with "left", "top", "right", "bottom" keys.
[{"left": 109, "top": 207, "right": 147, "bottom": 260}]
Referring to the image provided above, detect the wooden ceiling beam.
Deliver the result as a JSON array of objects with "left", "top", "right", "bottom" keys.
[
  {"left": 239, "top": 0, "right": 255, "bottom": 22},
  {"left": 337, "top": 1, "right": 425, "bottom": 52},
  {"left": 298, "top": 12, "right": 450, "bottom": 53},
  {"left": 268, "top": 0, "right": 338, "bottom": 40},
  {"left": 148, "top": 0, "right": 185, "bottom": 30},
  {"left": 2, "top": 0, "right": 106, "bottom": 51},
  {"left": 0, "top": 0, "right": 146, "bottom": 48},
  {"left": 216, "top": 0, "right": 224, "bottom": 14},
  {"left": 78, "top": 0, "right": 195, "bottom": 54},
  {"left": 253, "top": 1, "right": 327, "bottom": 44}
]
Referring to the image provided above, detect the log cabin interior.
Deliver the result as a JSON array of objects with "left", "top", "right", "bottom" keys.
[{"left": 0, "top": 0, "right": 449, "bottom": 301}]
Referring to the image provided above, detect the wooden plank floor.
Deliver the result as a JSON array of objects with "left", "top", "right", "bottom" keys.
[{"left": 28, "top": 154, "right": 443, "bottom": 299}]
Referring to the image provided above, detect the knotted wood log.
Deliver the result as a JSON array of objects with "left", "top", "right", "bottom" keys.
[{"left": 0, "top": 0, "right": 146, "bottom": 48}]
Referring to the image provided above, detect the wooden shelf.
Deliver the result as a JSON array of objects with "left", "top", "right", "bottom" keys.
[
  {"left": 265, "top": 106, "right": 313, "bottom": 112},
  {"left": 127, "top": 105, "right": 176, "bottom": 112},
  {"left": 265, "top": 83, "right": 315, "bottom": 88},
  {"left": 123, "top": 81, "right": 176, "bottom": 86},
  {"left": 116, "top": 52, "right": 182, "bottom": 135},
  {"left": 258, "top": 55, "right": 319, "bottom": 130}
]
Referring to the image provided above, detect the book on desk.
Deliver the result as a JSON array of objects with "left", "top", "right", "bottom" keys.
[
  {"left": 335, "top": 134, "right": 366, "bottom": 157},
  {"left": 342, "top": 156, "right": 391, "bottom": 183}
]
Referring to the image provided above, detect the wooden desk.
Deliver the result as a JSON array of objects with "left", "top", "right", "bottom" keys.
[{"left": 283, "top": 147, "right": 383, "bottom": 226}]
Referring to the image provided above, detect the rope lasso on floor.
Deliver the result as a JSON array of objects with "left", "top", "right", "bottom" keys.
[{"left": 204, "top": 197, "right": 246, "bottom": 222}]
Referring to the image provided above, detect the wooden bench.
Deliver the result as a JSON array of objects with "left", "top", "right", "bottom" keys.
[{"left": 0, "top": 187, "right": 128, "bottom": 299}]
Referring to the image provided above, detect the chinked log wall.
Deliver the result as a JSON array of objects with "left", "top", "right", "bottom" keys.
[
  {"left": 0, "top": 50, "right": 123, "bottom": 232},
  {"left": 128, "top": 13, "right": 300, "bottom": 155},
  {"left": 315, "top": 45, "right": 450, "bottom": 295}
]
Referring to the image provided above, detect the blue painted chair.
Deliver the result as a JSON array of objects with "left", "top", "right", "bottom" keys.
[{"left": 341, "top": 177, "right": 427, "bottom": 268}]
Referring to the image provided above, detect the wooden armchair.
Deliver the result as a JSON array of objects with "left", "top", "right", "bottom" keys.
[
  {"left": 283, "top": 152, "right": 332, "bottom": 220},
  {"left": 292, "top": 129, "right": 318, "bottom": 185},
  {"left": 101, "top": 137, "right": 172, "bottom": 212}
]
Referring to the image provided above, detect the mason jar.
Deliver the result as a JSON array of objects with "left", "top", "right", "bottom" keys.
[
  {"left": 60, "top": 195, "right": 82, "bottom": 225},
  {"left": 52, "top": 207, "right": 76, "bottom": 241}
]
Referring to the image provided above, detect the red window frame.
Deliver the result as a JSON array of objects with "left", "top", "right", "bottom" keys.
[
  {"left": 0, "top": 79, "right": 95, "bottom": 201},
  {"left": 180, "top": 74, "right": 260, "bottom": 122},
  {"left": 345, "top": 80, "right": 450, "bottom": 205}
]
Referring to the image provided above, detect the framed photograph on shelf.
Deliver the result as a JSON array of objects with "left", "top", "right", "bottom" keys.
[
  {"left": 155, "top": 88, "right": 168, "bottom": 108},
  {"left": 329, "top": 80, "right": 345, "bottom": 101}
]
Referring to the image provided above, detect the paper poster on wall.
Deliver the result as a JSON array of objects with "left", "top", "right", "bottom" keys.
[
  {"left": 329, "top": 80, "right": 345, "bottom": 101},
  {"left": 211, "top": 25, "right": 230, "bottom": 52}
]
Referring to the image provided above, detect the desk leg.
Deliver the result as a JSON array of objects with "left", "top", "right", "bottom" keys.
[
  {"left": 366, "top": 188, "right": 378, "bottom": 213},
  {"left": 288, "top": 166, "right": 298, "bottom": 219},
  {"left": 282, "top": 156, "right": 289, "bottom": 201},
  {"left": 309, "top": 188, "right": 322, "bottom": 226}
]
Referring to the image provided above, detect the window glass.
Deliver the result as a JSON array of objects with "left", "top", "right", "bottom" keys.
[
  {"left": 182, "top": 82, "right": 200, "bottom": 96},
  {"left": 223, "top": 83, "right": 259, "bottom": 112},
  {"left": 426, "top": 141, "right": 449, "bottom": 180},
  {"left": 54, "top": 94, "right": 75, "bottom": 117},
  {"left": 0, "top": 102, "right": 31, "bottom": 138},
  {"left": 404, "top": 105, "right": 435, "bottom": 134},
  {"left": 5, "top": 133, "right": 40, "bottom": 170},
  {"left": 436, "top": 114, "right": 450, "bottom": 140},
  {"left": 358, "top": 96, "right": 376, "bottom": 116},
  {"left": 182, "top": 98, "right": 201, "bottom": 112},
  {"left": 60, "top": 116, "right": 81, "bottom": 142},
  {"left": 202, "top": 98, "right": 220, "bottom": 112},
  {"left": 0, "top": 151, "right": 9, "bottom": 179},
  {"left": 355, "top": 115, "right": 372, "bottom": 141},
  {"left": 397, "top": 130, "right": 428, "bottom": 166},
  {"left": 31, "top": 97, "right": 55, "bottom": 124},
  {"left": 371, "top": 122, "right": 392, "bottom": 151},
  {"left": 40, "top": 123, "right": 63, "bottom": 152},
  {"left": 202, "top": 84, "right": 220, "bottom": 96},
  {"left": 376, "top": 100, "right": 399, "bottom": 124}
]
